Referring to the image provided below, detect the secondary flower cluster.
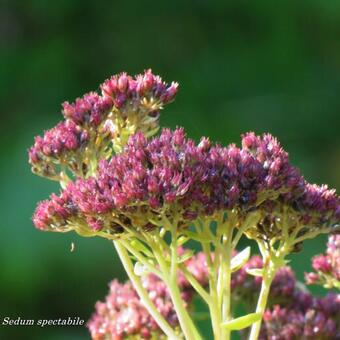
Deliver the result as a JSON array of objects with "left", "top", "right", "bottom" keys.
[
  {"left": 32, "top": 127, "right": 339, "bottom": 249},
  {"left": 305, "top": 234, "right": 340, "bottom": 289},
  {"left": 88, "top": 249, "right": 340, "bottom": 340},
  {"left": 28, "top": 70, "right": 177, "bottom": 182},
  {"left": 260, "top": 293, "right": 340, "bottom": 340},
  {"left": 87, "top": 251, "right": 208, "bottom": 340},
  {"left": 29, "top": 71, "right": 340, "bottom": 340},
  {"left": 88, "top": 278, "right": 175, "bottom": 340}
]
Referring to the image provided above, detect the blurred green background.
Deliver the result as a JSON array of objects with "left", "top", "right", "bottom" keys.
[{"left": 0, "top": 1, "right": 339, "bottom": 339}]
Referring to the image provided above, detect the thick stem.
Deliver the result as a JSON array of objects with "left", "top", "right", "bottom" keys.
[
  {"left": 220, "top": 224, "right": 233, "bottom": 340},
  {"left": 201, "top": 236, "right": 222, "bottom": 340},
  {"left": 248, "top": 261, "right": 276, "bottom": 340},
  {"left": 152, "top": 239, "right": 202, "bottom": 340},
  {"left": 113, "top": 241, "right": 180, "bottom": 340}
]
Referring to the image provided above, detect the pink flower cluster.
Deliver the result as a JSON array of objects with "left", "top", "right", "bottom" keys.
[
  {"left": 32, "top": 128, "right": 339, "bottom": 248},
  {"left": 305, "top": 234, "right": 340, "bottom": 289},
  {"left": 88, "top": 249, "right": 340, "bottom": 339},
  {"left": 28, "top": 70, "right": 177, "bottom": 180},
  {"left": 100, "top": 69, "right": 178, "bottom": 110},
  {"left": 87, "top": 251, "right": 208, "bottom": 340},
  {"left": 88, "top": 278, "right": 176, "bottom": 340},
  {"left": 28, "top": 120, "right": 90, "bottom": 179},
  {"left": 260, "top": 293, "right": 340, "bottom": 340},
  {"left": 32, "top": 191, "right": 73, "bottom": 231}
]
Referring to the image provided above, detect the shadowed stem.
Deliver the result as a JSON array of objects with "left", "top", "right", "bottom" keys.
[
  {"left": 249, "top": 234, "right": 291, "bottom": 340},
  {"left": 220, "top": 228, "right": 233, "bottom": 340},
  {"left": 113, "top": 241, "right": 181, "bottom": 340},
  {"left": 248, "top": 258, "right": 277, "bottom": 340},
  {"left": 151, "top": 233, "right": 203, "bottom": 340}
]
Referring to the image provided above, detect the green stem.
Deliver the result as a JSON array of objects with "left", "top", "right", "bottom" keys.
[
  {"left": 248, "top": 260, "right": 276, "bottom": 340},
  {"left": 119, "top": 239, "right": 163, "bottom": 278},
  {"left": 248, "top": 237, "right": 290, "bottom": 340},
  {"left": 200, "top": 230, "right": 221, "bottom": 340},
  {"left": 232, "top": 211, "right": 261, "bottom": 250},
  {"left": 113, "top": 241, "right": 180, "bottom": 340},
  {"left": 152, "top": 238, "right": 202, "bottom": 340},
  {"left": 220, "top": 223, "right": 233, "bottom": 340},
  {"left": 179, "top": 264, "right": 211, "bottom": 305}
]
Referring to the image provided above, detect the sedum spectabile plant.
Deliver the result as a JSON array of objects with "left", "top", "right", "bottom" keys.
[{"left": 29, "top": 70, "right": 340, "bottom": 340}]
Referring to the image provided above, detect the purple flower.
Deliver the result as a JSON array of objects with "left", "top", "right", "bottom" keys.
[
  {"left": 241, "top": 132, "right": 303, "bottom": 193},
  {"left": 31, "top": 128, "right": 339, "bottom": 245},
  {"left": 62, "top": 92, "right": 113, "bottom": 126},
  {"left": 32, "top": 191, "right": 73, "bottom": 231},
  {"left": 87, "top": 251, "right": 205, "bottom": 340},
  {"left": 29, "top": 70, "right": 178, "bottom": 180},
  {"left": 260, "top": 293, "right": 340, "bottom": 340},
  {"left": 28, "top": 120, "right": 89, "bottom": 180},
  {"left": 101, "top": 69, "right": 178, "bottom": 109},
  {"left": 87, "top": 280, "right": 162, "bottom": 340},
  {"left": 34, "top": 128, "right": 267, "bottom": 234},
  {"left": 305, "top": 234, "right": 340, "bottom": 289},
  {"left": 240, "top": 133, "right": 339, "bottom": 247}
]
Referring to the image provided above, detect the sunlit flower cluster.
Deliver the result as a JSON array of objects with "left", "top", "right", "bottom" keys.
[
  {"left": 305, "top": 234, "right": 340, "bottom": 289},
  {"left": 29, "top": 71, "right": 340, "bottom": 340},
  {"left": 29, "top": 70, "right": 177, "bottom": 183},
  {"left": 260, "top": 293, "right": 340, "bottom": 340},
  {"left": 87, "top": 251, "right": 208, "bottom": 340}
]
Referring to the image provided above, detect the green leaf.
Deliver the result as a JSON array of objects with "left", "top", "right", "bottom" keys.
[
  {"left": 231, "top": 246, "right": 251, "bottom": 272},
  {"left": 221, "top": 313, "right": 261, "bottom": 330},
  {"left": 246, "top": 268, "right": 263, "bottom": 277}
]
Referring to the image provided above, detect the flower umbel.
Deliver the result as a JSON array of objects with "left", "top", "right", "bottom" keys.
[
  {"left": 28, "top": 70, "right": 177, "bottom": 185},
  {"left": 29, "top": 71, "right": 340, "bottom": 340},
  {"left": 305, "top": 234, "right": 340, "bottom": 289}
]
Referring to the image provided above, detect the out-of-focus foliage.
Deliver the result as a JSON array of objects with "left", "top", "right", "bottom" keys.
[{"left": 0, "top": 1, "right": 339, "bottom": 339}]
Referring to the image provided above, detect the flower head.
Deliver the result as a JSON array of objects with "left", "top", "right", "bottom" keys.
[
  {"left": 28, "top": 70, "right": 178, "bottom": 182},
  {"left": 305, "top": 234, "right": 340, "bottom": 289},
  {"left": 31, "top": 128, "right": 339, "bottom": 243},
  {"left": 87, "top": 279, "right": 166, "bottom": 340},
  {"left": 240, "top": 133, "right": 339, "bottom": 250},
  {"left": 87, "top": 251, "right": 204, "bottom": 340},
  {"left": 260, "top": 293, "right": 340, "bottom": 340},
  {"left": 32, "top": 191, "right": 73, "bottom": 231},
  {"left": 100, "top": 69, "right": 178, "bottom": 152}
]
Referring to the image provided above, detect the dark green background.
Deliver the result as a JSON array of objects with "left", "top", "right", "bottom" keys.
[{"left": 0, "top": 1, "right": 339, "bottom": 339}]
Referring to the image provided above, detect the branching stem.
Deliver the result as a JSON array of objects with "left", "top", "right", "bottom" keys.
[{"left": 113, "top": 241, "right": 180, "bottom": 340}]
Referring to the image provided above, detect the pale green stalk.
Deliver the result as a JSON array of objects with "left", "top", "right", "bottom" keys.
[
  {"left": 113, "top": 241, "right": 180, "bottom": 340},
  {"left": 151, "top": 234, "right": 202, "bottom": 340},
  {"left": 248, "top": 258, "right": 277, "bottom": 340},
  {"left": 201, "top": 229, "right": 222, "bottom": 340}
]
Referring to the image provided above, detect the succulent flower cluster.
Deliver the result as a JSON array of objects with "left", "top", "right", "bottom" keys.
[
  {"left": 28, "top": 70, "right": 177, "bottom": 183},
  {"left": 88, "top": 279, "right": 175, "bottom": 340},
  {"left": 88, "top": 250, "right": 340, "bottom": 340},
  {"left": 29, "top": 71, "right": 340, "bottom": 340},
  {"left": 32, "top": 127, "right": 339, "bottom": 251},
  {"left": 87, "top": 251, "right": 208, "bottom": 340},
  {"left": 239, "top": 133, "right": 339, "bottom": 246},
  {"left": 305, "top": 234, "right": 340, "bottom": 289},
  {"left": 260, "top": 293, "right": 340, "bottom": 340}
]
